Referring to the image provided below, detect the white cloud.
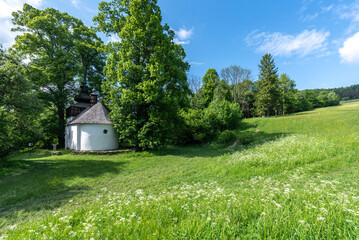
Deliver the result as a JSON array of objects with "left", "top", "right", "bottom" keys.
[
  {"left": 301, "top": 12, "right": 318, "bottom": 22},
  {"left": 246, "top": 29, "right": 330, "bottom": 57},
  {"left": 176, "top": 27, "right": 193, "bottom": 40},
  {"left": 339, "top": 32, "right": 359, "bottom": 64},
  {"left": 0, "top": 0, "right": 42, "bottom": 19},
  {"left": 335, "top": 1, "right": 359, "bottom": 34},
  {"left": 337, "top": 1, "right": 359, "bottom": 22},
  {"left": 173, "top": 39, "right": 190, "bottom": 45},
  {"left": 71, "top": 0, "right": 80, "bottom": 9},
  {"left": 189, "top": 61, "right": 204, "bottom": 66},
  {"left": 0, "top": 19, "right": 18, "bottom": 48},
  {"left": 70, "top": 0, "right": 96, "bottom": 13},
  {"left": 107, "top": 35, "right": 121, "bottom": 43},
  {"left": 174, "top": 27, "right": 193, "bottom": 45},
  {"left": 0, "top": 0, "right": 43, "bottom": 49},
  {"left": 322, "top": 4, "right": 333, "bottom": 12}
]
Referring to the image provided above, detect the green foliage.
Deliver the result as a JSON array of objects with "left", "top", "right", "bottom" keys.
[
  {"left": 278, "top": 73, "right": 297, "bottom": 115},
  {"left": 293, "top": 91, "right": 313, "bottom": 112},
  {"left": 302, "top": 90, "right": 321, "bottom": 108},
  {"left": 312, "top": 84, "right": 359, "bottom": 101},
  {"left": 196, "top": 68, "right": 220, "bottom": 108},
  {"left": 212, "top": 80, "right": 231, "bottom": 103},
  {"left": 318, "top": 91, "right": 340, "bottom": 107},
  {"left": 95, "top": 0, "right": 190, "bottom": 150},
  {"left": 206, "top": 99, "right": 241, "bottom": 132},
  {"left": 0, "top": 46, "right": 42, "bottom": 159},
  {"left": 221, "top": 65, "right": 252, "bottom": 107},
  {"left": 180, "top": 99, "right": 242, "bottom": 144},
  {"left": 217, "top": 130, "right": 236, "bottom": 144},
  {"left": 237, "top": 79, "right": 255, "bottom": 118},
  {"left": 11, "top": 4, "right": 105, "bottom": 147},
  {"left": 2, "top": 101, "right": 359, "bottom": 239},
  {"left": 254, "top": 54, "right": 280, "bottom": 116},
  {"left": 179, "top": 109, "right": 208, "bottom": 143}
]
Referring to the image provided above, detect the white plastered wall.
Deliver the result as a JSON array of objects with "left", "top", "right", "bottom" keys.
[
  {"left": 65, "top": 124, "right": 119, "bottom": 151},
  {"left": 65, "top": 125, "right": 80, "bottom": 150}
]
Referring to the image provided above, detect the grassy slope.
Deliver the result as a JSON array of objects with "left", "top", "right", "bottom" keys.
[{"left": 1, "top": 101, "right": 359, "bottom": 239}]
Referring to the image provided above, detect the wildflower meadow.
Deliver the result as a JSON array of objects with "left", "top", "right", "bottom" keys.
[{"left": 1, "top": 101, "right": 359, "bottom": 239}]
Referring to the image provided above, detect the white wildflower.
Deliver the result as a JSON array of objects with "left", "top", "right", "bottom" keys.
[{"left": 8, "top": 225, "right": 16, "bottom": 230}]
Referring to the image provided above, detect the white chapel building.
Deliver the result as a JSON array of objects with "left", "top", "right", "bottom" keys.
[{"left": 65, "top": 82, "right": 119, "bottom": 151}]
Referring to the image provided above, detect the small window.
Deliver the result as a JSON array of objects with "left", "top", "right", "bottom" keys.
[{"left": 103, "top": 129, "right": 108, "bottom": 134}]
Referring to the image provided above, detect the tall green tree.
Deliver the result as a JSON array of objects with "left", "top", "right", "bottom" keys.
[
  {"left": 278, "top": 73, "right": 297, "bottom": 115},
  {"left": 196, "top": 68, "right": 220, "bottom": 108},
  {"left": 11, "top": 4, "right": 105, "bottom": 147},
  {"left": 254, "top": 54, "right": 280, "bottom": 116},
  {"left": 94, "top": 0, "right": 190, "bottom": 150},
  {"left": 237, "top": 79, "right": 255, "bottom": 118},
  {"left": 221, "top": 65, "right": 251, "bottom": 105},
  {"left": 302, "top": 90, "right": 321, "bottom": 108},
  {"left": 0, "top": 46, "right": 42, "bottom": 160}
]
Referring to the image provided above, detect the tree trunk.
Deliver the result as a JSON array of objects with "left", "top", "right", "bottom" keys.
[
  {"left": 56, "top": 82, "right": 66, "bottom": 148},
  {"left": 57, "top": 104, "right": 65, "bottom": 148}
]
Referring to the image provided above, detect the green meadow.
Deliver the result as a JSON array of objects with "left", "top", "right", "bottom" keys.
[{"left": 1, "top": 100, "right": 359, "bottom": 239}]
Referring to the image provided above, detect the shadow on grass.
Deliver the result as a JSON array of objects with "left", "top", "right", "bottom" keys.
[
  {"left": 0, "top": 158, "right": 124, "bottom": 225},
  {"left": 153, "top": 121, "right": 288, "bottom": 159}
]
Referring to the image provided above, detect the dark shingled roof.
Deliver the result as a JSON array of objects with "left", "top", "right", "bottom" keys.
[{"left": 68, "top": 102, "right": 112, "bottom": 125}]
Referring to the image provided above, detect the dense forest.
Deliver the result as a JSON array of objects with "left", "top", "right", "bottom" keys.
[
  {"left": 311, "top": 84, "right": 359, "bottom": 101},
  {"left": 0, "top": 0, "right": 343, "bottom": 159}
]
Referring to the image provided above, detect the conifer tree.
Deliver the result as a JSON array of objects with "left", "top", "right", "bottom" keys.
[
  {"left": 197, "top": 69, "right": 220, "bottom": 108},
  {"left": 254, "top": 54, "right": 280, "bottom": 116}
]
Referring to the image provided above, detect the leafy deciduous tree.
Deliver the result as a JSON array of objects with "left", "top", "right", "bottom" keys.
[
  {"left": 94, "top": 0, "right": 190, "bottom": 150},
  {"left": 0, "top": 46, "right": 42, "bottom": 159},
  {"left": 278, "top": 73, "right": 297, "bottom": 115},
  {"left": 11, "top": 4, "right": 105, "bottom": 147},
  {"left": 221, "top": 65, "right": 252, "bottom": 105}
]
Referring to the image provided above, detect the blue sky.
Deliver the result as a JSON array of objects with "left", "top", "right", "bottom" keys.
[{"left": 1, "top": 0, "right": 359, "bottom": 89}]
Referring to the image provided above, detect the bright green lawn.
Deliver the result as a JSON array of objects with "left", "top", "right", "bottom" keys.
[{"left": 1, "top": 101, "right": 359, "bottom": 239}]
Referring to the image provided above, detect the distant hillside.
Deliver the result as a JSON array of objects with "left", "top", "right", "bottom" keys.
[{"left": 311, "top": 84, "right": 359, "bottom": 101}]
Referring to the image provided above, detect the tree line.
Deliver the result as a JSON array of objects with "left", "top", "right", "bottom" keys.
[
  {"left": 0, "top": 0, "right": 342, "bottom": 160},
  {"left": 180, "top": 53, "right": 340, "bottom": 144},
  {"left": 311, "top": 84, "right": 359, "bottom": 101}
]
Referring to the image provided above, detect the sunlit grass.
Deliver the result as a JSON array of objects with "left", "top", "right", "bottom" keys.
[{"left": 1, "top": 100, "right": 359, "bottom": 239}]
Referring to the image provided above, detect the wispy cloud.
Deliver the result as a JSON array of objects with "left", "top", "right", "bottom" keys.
[
  {"left": 71, "top": 0, "right": 80, "bottom": 8},
  {"left": 322, "top": 4, "right": 333, "bottom": 12},
  {"left": 189, "top": 61, "right": 204, "bottom": 66},
  {"left": 334, "top": 1, "right": 359, "bottom": 34},
  {"left": 0, "top": 0, "right": 43, "bottom": 19},
  {"left": 70, "top": 0, "right": 95, "bottom": 12},
  {"left": 301, "top": 12, "right": 318, "bottom": 22},
  {"left": 0, "top": 0, "right": 43, "bottom": 48},
  {"left": 173, "top": 39, "right": 190, "bottom": 45},
  {"left": 174, "top": 27, "right": 193, "bottom": 45},
  {"left": 339, "top": 32, "right": 359, "bottom": 64},
  {"left": 246, "top": 29, "right": 330, "bottom": 57}
]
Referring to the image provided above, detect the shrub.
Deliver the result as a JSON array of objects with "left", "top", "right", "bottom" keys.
[
  {"left": 179, "top": 100, "right": 242, "bottom": 144},
  {"left": 237, "top": 132, "right": 254, "bottom": 145},
  {"left": 217, "top": 130, "right": 236, "bottom": 144}
]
